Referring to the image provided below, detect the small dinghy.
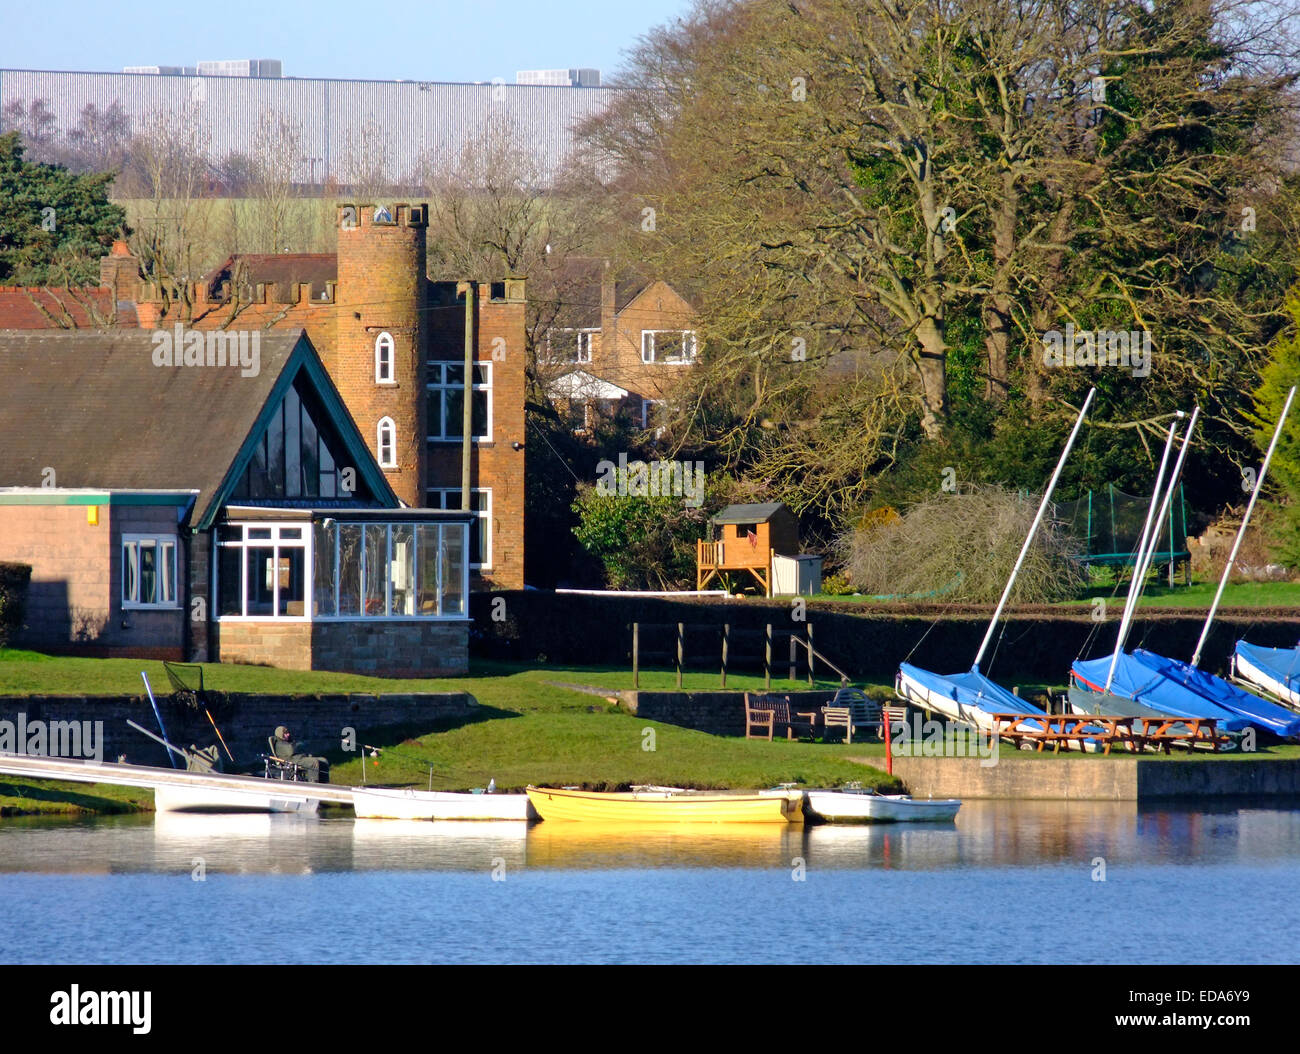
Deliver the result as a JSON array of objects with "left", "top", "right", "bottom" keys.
[{"left": 805, "top": 788, "right": 961, "bottom": 824}]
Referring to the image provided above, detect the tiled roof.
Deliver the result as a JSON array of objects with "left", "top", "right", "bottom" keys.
[
  {"left": 0, "top": 328, "right": 308, "bottom": 520},
  {"left": 0, "top": 287, "right": 137, "bottom": 329}
]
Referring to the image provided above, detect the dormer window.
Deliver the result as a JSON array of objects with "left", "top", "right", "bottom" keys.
[
  {"left": 375, "top": 332, "right": 395, "bottom": 383},
  {"left": 377, "top": 417, "right": 397, "bottom": 468}
]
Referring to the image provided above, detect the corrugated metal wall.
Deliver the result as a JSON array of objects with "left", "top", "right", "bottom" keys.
[{"left": 0, "top": 70, "right": 616, "bottom": 183}]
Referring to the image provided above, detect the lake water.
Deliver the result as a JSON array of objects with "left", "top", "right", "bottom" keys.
[{"left": 1, "top": 800, "right": 1298, "bottom": 964}]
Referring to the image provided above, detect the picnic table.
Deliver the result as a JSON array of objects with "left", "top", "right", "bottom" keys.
[{"left": 990, "top": 713, "right": 1139, "bottom": 755}]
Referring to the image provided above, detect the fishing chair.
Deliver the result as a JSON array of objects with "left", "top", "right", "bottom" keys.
[{"left": 263, "top": 737, "right": 307, "bottom": 781}]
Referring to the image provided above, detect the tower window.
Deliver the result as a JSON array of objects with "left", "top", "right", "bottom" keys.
[
  {"left": 377, "top": 417, "right": 397, "bottom": 468},
  {"left": 375, "top": 332, "right": 395, "bottom": 383}
]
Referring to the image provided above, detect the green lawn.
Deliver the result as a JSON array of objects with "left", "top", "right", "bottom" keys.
[
  {"left": 0, "top": 651, "right": 903, "bottom": 812},
  {"left": 811, "top": 579, "right": 1300, "bottom": 610}
]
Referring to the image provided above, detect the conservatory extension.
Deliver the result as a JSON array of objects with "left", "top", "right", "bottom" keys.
[{"left": 212, "top": 507, "right": 476, "bottom": 676}]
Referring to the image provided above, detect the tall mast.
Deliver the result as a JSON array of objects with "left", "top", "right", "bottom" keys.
[
  {"left": 1103, "top": 413, "right": 1185, "bottom": 694},
  {"left": 1190, "top": 385, "right": 1297, "bottom": 668},
  {"left": 972, "top": 387, "right": 1095, "bottom": 672},
  {"left": 1117, "top": 406, "right": 1201, "bottom": 649}
]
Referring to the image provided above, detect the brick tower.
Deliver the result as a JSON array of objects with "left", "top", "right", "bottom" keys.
[{"left": 334, "top": 202, "right": 428, "bottom": 507}]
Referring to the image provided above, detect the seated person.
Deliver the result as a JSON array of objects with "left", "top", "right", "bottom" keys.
[{"left": 272, "top": 725, "right": 329, "bottom": 783}]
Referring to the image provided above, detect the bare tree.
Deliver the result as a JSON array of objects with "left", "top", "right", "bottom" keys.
[
  {"left": 128, "top": 104, "right": 214, "bottom": 319},
  {"left": 245, "top": 112, "right": 306, "bottom": 253}
]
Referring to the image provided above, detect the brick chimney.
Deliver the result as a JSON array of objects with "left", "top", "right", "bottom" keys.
[{"left": 99, "top": 241, "right": 141, "bottom": 304}]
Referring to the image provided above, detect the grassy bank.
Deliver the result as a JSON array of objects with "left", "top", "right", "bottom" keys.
[
  {"left": 0, "top": 651, "right": 903, "bottom": 812},
  {"left": 0, "top": 776, "right": 152, "bottom": 817}
]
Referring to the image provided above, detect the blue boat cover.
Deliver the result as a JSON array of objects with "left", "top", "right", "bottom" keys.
[
  {"left": 1072, "top": 652, "right": 1252, "bottom": 732},
  {"left": 1235, "top": 640, "right": 1300, "bottom": 700},
  {"left": 899, "top": 663, "right": 1047, "bottom": 718},
  {"left": 1128, "top": 649, "right": 1300, "bottom": 738}
]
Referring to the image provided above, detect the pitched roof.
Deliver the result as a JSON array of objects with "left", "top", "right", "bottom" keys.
[
  {"left": 0, "top": 328, "right": 391, "bottom": 524},
  {"left": 711, "top": 502, "right": 789, "bottom": 524},
  {"left": 0, "top": 287, "right": 138, "bottom": 328}
]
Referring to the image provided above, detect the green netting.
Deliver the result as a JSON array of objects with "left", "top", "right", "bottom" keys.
[{"left": 1054, "top": 484, "right": 1189, "bottom": 566}]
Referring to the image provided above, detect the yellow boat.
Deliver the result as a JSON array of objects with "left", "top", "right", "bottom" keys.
[{"left": 525, "top": 786, "right": 801, "bottom": 824}]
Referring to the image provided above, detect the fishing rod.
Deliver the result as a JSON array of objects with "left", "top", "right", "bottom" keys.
[
  {"left": 126, "top": 719, "right": 190, "bottom": 764},
  {"left": 140, "top": 672, "right": 179, "bottom": 769}
]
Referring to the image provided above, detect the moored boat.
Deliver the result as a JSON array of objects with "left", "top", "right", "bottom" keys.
[
  {"left": 1233, "top": 641, "right": 1300, "bottom": 709},
  {"left": 525, "top": 785, "right": 801, "bottom": 823},
  {"left": 805, "top": 789, "right": 961, "bottom": 824},
  {"left": 350, "top": 786, "right": 536, "bottom": 821}
]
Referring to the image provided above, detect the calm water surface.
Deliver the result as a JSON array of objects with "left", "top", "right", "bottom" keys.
[{"left": 0, "top": 800, "right": 1297, "bottom": 964}]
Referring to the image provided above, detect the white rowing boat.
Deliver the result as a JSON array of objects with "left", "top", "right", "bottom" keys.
[
  {"left": 805, "top": 789, "right": 961, "bottom": 824},
  {"left": 152, "top": 783, "right": 320, "bottom": 814},
  {"left": 350, "top": 786, "right": 536, "bottom": 821}
]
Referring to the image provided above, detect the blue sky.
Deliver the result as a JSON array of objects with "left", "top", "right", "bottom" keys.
[{"left": 0, "top": 0, "right": 695, "bottom": 83}]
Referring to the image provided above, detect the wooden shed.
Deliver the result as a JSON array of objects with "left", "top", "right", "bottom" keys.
[{"left": 697, "top": 502, "right": 800, "bottom": 595}]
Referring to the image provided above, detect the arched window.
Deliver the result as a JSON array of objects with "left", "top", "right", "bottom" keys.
[
  {"left": 375, "top": 332, "right": 395, "bottom": 383},
  {"left": 377, "top": 417, "right": 397, "bottom": 468}
]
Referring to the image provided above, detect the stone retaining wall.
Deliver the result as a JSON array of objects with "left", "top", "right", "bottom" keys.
[{"left": 0, "top": 691, "right": 477, "bottom": 769}]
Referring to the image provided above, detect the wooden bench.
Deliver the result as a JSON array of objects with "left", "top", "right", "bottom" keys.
[{"left": 744, "top": 694, "right": 817, "bottom": 741}]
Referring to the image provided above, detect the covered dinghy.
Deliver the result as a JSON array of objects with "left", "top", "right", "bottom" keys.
[
  {"left": 1070, "top": 653, "right": 1250, "bottom": 733},
  {"left": 1130, "top": 649, "right": 1300, "bottom": 738},
  {"left": 897, "top": 663, "right": 1049, "bottom": 734},
  {"left": 1233, "top": 641, "right": 1300, "bottom": 709}
]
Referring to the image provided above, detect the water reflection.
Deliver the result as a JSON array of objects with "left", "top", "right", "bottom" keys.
[{"left": 0, "top": 799, "right": 1298, "bottom": 876}]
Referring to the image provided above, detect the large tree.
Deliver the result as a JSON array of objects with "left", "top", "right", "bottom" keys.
[
  {"left": 0, "top": 131, "right": 126, "bottom": 286},
  {"left": 574, "top": 0, "right": 1300, "bottom": 519}
]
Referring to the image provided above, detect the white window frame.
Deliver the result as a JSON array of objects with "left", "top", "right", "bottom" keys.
[
  {"left": 641, "top": 330, "right": 697, "bottom": 365},
  {"left": 427, "top": 362, "right": 492, "bottom": 443},
  {"left": 214, "top": 520, "right": 470, "bottom": 622},
  {"left": 427, "top": 488, "right": 492, "bottom": 571},
  {"left": 121, "top": 534, "right": 180, "bottom": 610},
  {"left": 377, "top": 416, "right": 397, "bottom": 468},
  {"left": 213, "top": 523, "right": 310, "bottom": 621},
  {"left": 375, "top": 332, "right": 395, "bottom": 384},
  {"left": 546, "top": 327, "right": 596, "bottom": 364}
]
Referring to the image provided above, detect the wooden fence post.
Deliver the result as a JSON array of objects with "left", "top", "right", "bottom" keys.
[
  {"left": 676, "top": 622, "right": 684, "bottom": 690},
  {"left": 764, "top": 623, "right": 772, "bottom": 690},
  {"left": 632, "top": 622, "right": 639, "bottom": 690},
  {"left": 807, "top": 624, "right": 815, "bottom": 686},
  {"left": 721, "top": 623, "right": 729, "bottom": 688},
  {"left": 789, "top": 633, "right": 796, "bottom": 682}
]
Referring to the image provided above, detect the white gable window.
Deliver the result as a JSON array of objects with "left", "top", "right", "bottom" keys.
[
  {"left": 375, "top": 332, "right": 395, "bottom": 383},
  {"left": 377, "top": 417, "right": 397, "bottom": 468},
  {"left": 122, "top": 535, "right": 179, "bottom": 609},
  {"left": 642, "top": 330, "right": 697, "bottom": 365}
]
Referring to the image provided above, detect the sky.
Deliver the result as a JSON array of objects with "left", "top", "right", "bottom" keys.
[{"left": 0, "top": 0, "right": 696, "bottom": 83}]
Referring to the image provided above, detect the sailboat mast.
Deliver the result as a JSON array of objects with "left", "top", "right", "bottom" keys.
[
  {"left": 972, "top": 387, "right": 1096, "bottom": 671},
  {"left": 1118, "top": 406, "right": 1201, "bottom": 636},
  {"left": 1103, "top": 414, "right": 1185, "bottom": 694},
  {"left": 1190, "top": 385, "right": 1297, "bottom": 668}
]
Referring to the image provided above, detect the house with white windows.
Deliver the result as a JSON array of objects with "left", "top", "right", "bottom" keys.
[
  {"left": 0, "top": 329, "right": 475, "bottom": 675},
  {"left": 536, "top": 258, "right": 697, "bottom": 435}
]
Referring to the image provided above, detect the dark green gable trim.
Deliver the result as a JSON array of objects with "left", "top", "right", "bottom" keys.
[{"left": 197, "top": 333, "right": 399, "bottom": 530}]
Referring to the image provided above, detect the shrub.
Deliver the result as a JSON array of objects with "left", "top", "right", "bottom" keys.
[
  {"left": 0, "top": 562, "right": 32, "bottom": 648},
  {"left": 837, "top": 485, "right": 1086, "bottom": 603}
]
